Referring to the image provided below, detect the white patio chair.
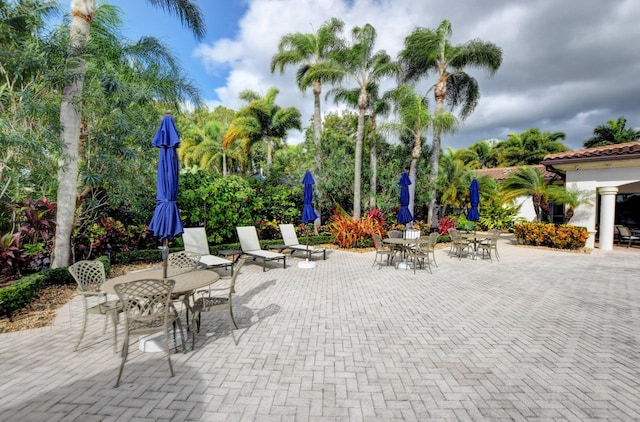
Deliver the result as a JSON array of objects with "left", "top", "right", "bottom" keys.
[
  {"left": 278, "top": 223, "right": 326, "bottom": 260},
  {"left": 236, "top": 226, "right": 286, "bottom": 271},
  {"left": 182, "top": 227, "right": 234, "bottom": 273}
]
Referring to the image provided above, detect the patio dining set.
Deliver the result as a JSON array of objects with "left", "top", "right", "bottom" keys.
[
  {"left": 372, "top": 228, "right": 501, "bottom": 273},
  {"left": 67, "top": 224, "right": 327, "bottom": 387}
]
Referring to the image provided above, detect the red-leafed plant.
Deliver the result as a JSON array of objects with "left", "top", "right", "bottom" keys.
[
  {"left": 0, "top": 233, "right": 25, "bottom": 278},
  {"left": 438, "top": 216, "right": 457, "bottom": 235}
]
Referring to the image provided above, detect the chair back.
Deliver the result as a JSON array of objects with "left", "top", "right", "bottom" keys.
[
  {"left": 114, "top": 278, "right": 175, "bottom": 331},
  {"left": 618, "top": 225, "right": 632, "bottom": 237},
  {"left": 428, "top": 231, "right": 439, "bottom": 247},
  {"left": 228, "top": 258, "right": 245, "bottom": 294},
  {"left": 279, "top": 224, "right": 299, "bottom": 246},
  {"left": 167, "top": 251, "right": 202, "bottom": 276},
  {"left": 488, "top": 229, "right": 501, "bottom": 244},
  {"left": 372, "top": 234, "right": 384, "bottom": 250},
  {"left": 69, "top": 260, "right": 106, "bottom": 293},
  {"left": 183, "top": 227, "right": 211, "bottom": 255},
  {"left": 237, "top": 226, "right": 262, "bottom": 251},
  {"left": 389, "top": 230, "right": 403, "bottom": 239},
  {"left": 447, "top": 228, "right": 459, "bottom": 241}
]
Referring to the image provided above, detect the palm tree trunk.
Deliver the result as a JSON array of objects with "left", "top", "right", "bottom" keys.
[
  {"left": 427, "top": 76, "right": 447, "bottom": 227},
  {"left": 353, "top": 96, "right": 366, "bottom": 220},
  {"left": 409, "top": 132, "right": 422, "bottom": 220},
  {"left": 266, "top": 139, "right": 273, "bottom": 170},
  {"left": 52, "top": 1, "right": 95, "bottom": 268},
  {"left": 369, "top": 138, "right": 377, "bottom": 210},
  {"left": 368, "top": 112, "right": 378, "bottom": 210},
  {"left": 312, "top": 81, "right": 322, "bottom": 230}
]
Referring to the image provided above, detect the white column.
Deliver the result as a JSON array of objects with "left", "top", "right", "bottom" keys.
[{"left": 598, "top": 186, "right": 618, "bottom": 251}]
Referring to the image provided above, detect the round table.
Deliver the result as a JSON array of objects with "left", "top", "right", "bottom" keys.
[
  {"left": 101, "top": 268, "right": 220, "bottom": 353},
  {"left": 101, "top": 268, "right": 220, "bottom": 295}
]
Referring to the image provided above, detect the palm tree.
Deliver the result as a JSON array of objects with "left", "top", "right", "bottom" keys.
[
  {"left": 438, "top": 147, "right": 473, "bottom": 215},
  {"left": 584, "top": 117, "right": 640, "bottom": 148},
  {"left": 501, "top": 166, "right": 563, "bottom": 222},
  {"left": 270, "top": 18, "right": 345, "bottom": 174},
  {"left": 53, "top": 0, "right": 205, "bottom": 268},
  {"left": 382, "top": 85, "right": 456, "bottom": 218},
  {"left": 399, "top": 19, "right": 503, "bottom": 226},
  {"left": 223, "top": 88, "right": 301, "bottom": 172},
  {"left": 491, "top": 129, "right": 568, "bottom": 166},
  {"left": 455, "top": 140, "right": 492, "bottom": 169},
  {"left": 315, "top": 23, "right": 399, "bottom": 219},
  {"left": 328, "top": 82, "right": 391, "bottom": 210}
]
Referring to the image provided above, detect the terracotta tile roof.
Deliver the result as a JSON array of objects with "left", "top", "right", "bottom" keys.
[
  {"left": 542, "top": 141, "right": 640, "bottom": 164},
  {"left": 473, "top": 164, "right": 557, "bottom": 182}
]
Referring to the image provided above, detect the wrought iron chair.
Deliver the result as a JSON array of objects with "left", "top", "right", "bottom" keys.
[
  {"left": 68, "top": 260, "right": 122, "bottom": 352},
  {"left": 372, "top": 234, "right": 395, "bottom": 269},
  {"left": 447, "top": 228, "right": 471, "bottom": 259},
  {"left": 191, "top": 258, "right": 245, "bottom": 349},
  {"left": 478, "top": 229, "right": 501, "bottom": 261},
  {"left": 114, "top": 278, "right": 185, "bottom": 387}
]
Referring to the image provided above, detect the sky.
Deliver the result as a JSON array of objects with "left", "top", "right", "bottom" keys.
[{"left": 106, "top": 0, "right": 640, "bottom": 151}]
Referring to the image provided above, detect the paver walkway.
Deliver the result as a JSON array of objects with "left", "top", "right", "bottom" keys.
[{"left": 0, "top": 235, "right": 639, "bottom": 421}]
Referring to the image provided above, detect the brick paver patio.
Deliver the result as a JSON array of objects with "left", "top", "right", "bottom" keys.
[{"left": 1, "top": 235, "right": 639, "bottom": 421}]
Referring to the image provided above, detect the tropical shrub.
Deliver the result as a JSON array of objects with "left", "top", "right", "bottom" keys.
[
  {"left": 456, "top": 215, "right": 475, "bottom": 232},
  {"left": 179, "top": 172, "right": 259, "bottom": 243},
  {"left": 478, "top": 202, "right": 522, "bottom": 231},
  {"left": 328, "top": 207, "right": 384, "bottom": 248},
  {"left": 0, "top": 233, "right": 24, "bottom": 278},
  {"left": 438, "top": 216, "right": 456, "bottom": 235},
  {"left": 513, "top": 222, "right": 588, "bottom": 249}
]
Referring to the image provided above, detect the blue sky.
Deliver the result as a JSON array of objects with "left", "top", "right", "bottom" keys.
[
  {"left": 108, "top": 0, "right": 246, "bottom": 101},
  {"left": 104, "top": 0, "right": 640, "bottom": 150}
]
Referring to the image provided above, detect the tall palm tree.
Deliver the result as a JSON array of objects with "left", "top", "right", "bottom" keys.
[
  {"left": 270, "top": 18, "right": 345, "bottom": 175},
  {"left": 382, "top": 85, "right": 456, "bottom": 218},
  {"left": 223, "top": 87, "right": 301, "bottom": 172},
  {"left": 314, "top": 23, "right": 399, "bottom": 219},
  {"left": 584, "top": 117, "right": 640, "bottom": 148},
  {"left": 399, "top": 19, "right": 502, "bottom": 226},
  {"left": 53, "top": 0, "right": 205, "bottom": 268},
  {"left": 328, "top": 82, "right": 391, "bottom": 210}
]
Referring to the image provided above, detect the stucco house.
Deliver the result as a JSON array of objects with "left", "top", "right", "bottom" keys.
[
  {"left": 474, "top": 165, "right": 562, "bottom": 223},
  {"left": 541, "top": 141, "right": 640, "bottom": 250},
  {"left": 471, "top": 141, "right": 640, "bottom": 250}
]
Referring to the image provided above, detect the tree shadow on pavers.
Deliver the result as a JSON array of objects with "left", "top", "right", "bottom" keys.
[
  {"left": 190, "top": 279, "right": 281, "bottom": 347},
  {"left": 0, "top": 346, "right": 210, "bottom": 420}
]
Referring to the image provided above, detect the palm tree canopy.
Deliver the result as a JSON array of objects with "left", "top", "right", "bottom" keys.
[
  {"left": 399, "top": 19, "right": 502, "bottom": 119},
  {"left": 270, "top": 17, "right": 344, "bottom": 90},
  {"left": 583, "top": 117, "right": 640, "bottom": 148},
  {"left": 144, "top": 0, "right": 205, "bottom": 40},
  {"left": 223, "top": 87, "right": 301, "bottom": 151}
]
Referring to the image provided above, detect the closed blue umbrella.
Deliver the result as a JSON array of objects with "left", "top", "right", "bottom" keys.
[
  {"left": 302, "top": 170, "right": 318, "bottom": 223},
  {"left": 397, "top": 172, "right": 413, "bottom": 225},
  {"left": 300, "top": 170, "right": 318, "bottom": 266},
  {"left": 148, "top": 112, "right": 184, "bottom": 278},
  {"left": 468, "top": 178, "right": 480, "bottom": 223}
]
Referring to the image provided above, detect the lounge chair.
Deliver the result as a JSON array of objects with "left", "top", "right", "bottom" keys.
[
  {"left": 615, "top": 225, "right": 640, "bottom": 247},
  {"left": 236, "top": 226, "right": 287, "bottom": 271},
  {"left": 182, "top": 227, "right": 234, "bottom": 273},
  {"left": 278, "top": 224, "right": 326, "bottom": 260}
]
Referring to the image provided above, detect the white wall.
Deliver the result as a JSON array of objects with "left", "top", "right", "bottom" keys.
[{"left": 566, "top": 166, "right": 640, "bottom": 248}]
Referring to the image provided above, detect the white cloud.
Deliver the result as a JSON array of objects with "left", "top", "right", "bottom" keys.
[{"left": 193, "top": 0, "right": 640, "bottom": 150}]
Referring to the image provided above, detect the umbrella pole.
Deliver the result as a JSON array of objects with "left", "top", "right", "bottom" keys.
[
  {"left": 298, "top": 223, "right": 316, "bottom": 268},
  {"left": 162, "top": 238, "right": 168, "bottom": 279}
]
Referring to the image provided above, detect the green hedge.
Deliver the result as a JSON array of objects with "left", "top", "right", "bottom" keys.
[
  {"left": 0, "top": 256, "right": 109, "bottom": 313},
  {"left": 513, "top": 222, "right": 589, "bottom": 249}
]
